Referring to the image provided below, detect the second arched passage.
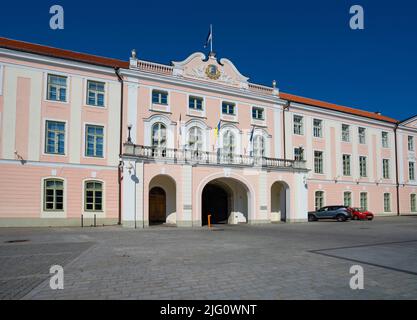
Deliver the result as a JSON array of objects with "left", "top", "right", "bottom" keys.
[
  {"left": 200, "top": 177, "right": 251, "bottom": 225},
  {"left": 270, "top": 181, "right": 290, "bottom": 222}
]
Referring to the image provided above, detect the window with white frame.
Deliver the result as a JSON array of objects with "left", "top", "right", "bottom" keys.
[
  {"left": 47, "top": 74, "right": 67, "bottom": 102},
  {"left": 44, "top": 179, "right": 64, "bottom": 211},
  {"left": 344, "top": 191, "right": 352, "bottom": 207},
  {"left": 359, "top": 156, "right": 367, "bottom": 177},
  {"left": 85, "top": 125, "right": 104, "bottom": 158},
  {"left": 314, "top": 151, "right": 324, "bottom": 174},
  {"left": 222, "top": 102, "right": 235, "bottom": 115},
  {"left": 87, "top": 80, "right": 105, "bottom": 107},
  {"left": 85, "top": 181, "right": 103, "bottom": 211},
  {"left": 408, "top": 136, "right": 415, "bottom": 151},
  {"left": 252, "top": 107, "right": 264, "bottom": 120},
  {"left": 341, "top": 124, "right": 350, "bottom": 142},
  {"left": 384, "top": 193, "right": 391, "bottom": 212},
  {"left": 411, "top": 194, "right": 417, "bottom": 212},
  {"left": 409, "top": 162, "right": 415, "bottom": 181},
  {"left": 222, "top": 130, "right": 235, "bottom": 159},
  {"left": 188, "top": 126, "right": 203, "bottom": 151},
  {"left": 358, "top": 127, "right": 366, "bottom": 144},
  {"left": 315, "top": 191, "right": 324, "bottom": 210},
  {"left": 381, "top": 131, "right": 389, "bottom": 148},
  {"left": 253, "top": 135, "right": 265, "bottom": 157},
  {"left": 189, "top": 96, "right": 203, "bottom": 110},
  {"left": 293, "top": 115, "right": 304, "bottom": 135},
  {"left": 45, "top": 120, "right": 65, "bottom": 155},
  {"left": 313, "top": 119, "right": 323, "bottom": 138},
  {"left": 151, "top": 122, "right": 167, "bottom": 157},
  {"left": 383, "top": 159, "right": 390, "bottom": 179},
  {"left": 360, "top": 192, "right": 368, "bottom": 211},
  {"left": 343, "top": 154, "right": 351, "bottom": 176},
  {"left": 152, "top": 90, "right": 168, "bottom": 105},
  {"left": 294, "top": 147, "right": 304, "bottom": 161}
]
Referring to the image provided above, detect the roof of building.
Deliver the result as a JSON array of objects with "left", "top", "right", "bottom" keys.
[
  {"left": 0, "top": 37, "right": 129, "bottom": 69},
  {"left": 0, "top": 36, "right": 400, "bottom": 124}
]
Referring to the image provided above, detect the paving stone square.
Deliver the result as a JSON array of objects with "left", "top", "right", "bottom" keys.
[{"left": 0, "top": 216, "right": 416, "bottom": 299}]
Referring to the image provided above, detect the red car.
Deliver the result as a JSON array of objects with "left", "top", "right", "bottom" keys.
[{"left": 349, "top": 207, "right": 374, "bottom": 220}]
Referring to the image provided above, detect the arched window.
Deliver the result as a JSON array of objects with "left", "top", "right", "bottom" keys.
[
  {"left": 223, "top": 130, "right": 235, "bottom": 160},
  {"left": 151, "top": 122, "right": 167, "bottom": 157},
  {"left": 85, "top": 181, "right": 103, "bottom": 211},
  {"left": 253, "top": 135, "right": 265, "bottom": 157},
  {"left": 44, "top": 179, "right": 64, "bottom": 211},
  {"left": 188, "top": 126, "right": 203, "bottom": 151}
]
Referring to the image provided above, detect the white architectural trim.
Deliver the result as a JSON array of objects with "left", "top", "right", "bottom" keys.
[
  {"left": 143, "top": 113, "right": 176, "bottom": 149},
  {"left": 41, "top": 117, "right": 69, "bottom": 157}
]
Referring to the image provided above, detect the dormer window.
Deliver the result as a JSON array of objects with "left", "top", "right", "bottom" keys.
[{"left": 152, "top": 90, "right": 168, "bottom": 105}]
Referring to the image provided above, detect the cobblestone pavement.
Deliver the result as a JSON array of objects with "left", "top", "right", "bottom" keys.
[{"left": 0, "top": 216, "right": 417, "bottom": 299}]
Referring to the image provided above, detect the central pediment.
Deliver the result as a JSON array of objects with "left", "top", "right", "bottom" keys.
[{"left": 172, "top": 52, "right": 249, "bottom": 89}]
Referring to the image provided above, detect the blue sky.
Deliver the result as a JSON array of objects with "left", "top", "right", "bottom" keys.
[{"left": 1, "top": 0, "right": 416, "bottom": 120}]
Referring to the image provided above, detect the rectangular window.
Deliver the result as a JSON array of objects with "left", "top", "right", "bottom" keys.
[
  {"left": 343, "top": 154, "right": 351, "bottom": 176},
  {"left": 294, "top": 147, "right": 304, "bottom": 161},
  {"left": 384, "top": 193, "right": 391, "bottom": 212},
  {"left": 293, "top": 115, "right": 304, "bottom": 135},
  {"left": 47, "top": 74, "right": 67, "bottom": 102},
  {"left": 189, "top": 96, "right": 203, "bottom": 110},
  {"left": 358, "top": 127, "right": 366, "bottom": 144},
  {"left": 85, "top": 125, "right": 104, "bottom": 158},
  {"left": 44, "top": 179, "right": 64, "bottom": 211},
  {"left": 152, "top": 90, "right": 168, "bottom": 105},
  {"left": 222, "top": 101, "right": 235, "bottom": 115},
  {"left": 342, "top": 124, "right": 350, "bottom": 142},
  {"left": 87, "top": 80, "right": 105, "bottom": 107},
  {"left": 411, "top": 194, "right": 417, "bottom": 212},
  {"left": 313, "top": 119, "right": 323, "bottom": 138},
  {"left": 408, "top": 136, "right": 415, "bottom": 151},
  {"left": 315, "top": 191, "right": 324, "bottom": 210},
  {"left": 360, "top": 192, "right": 368, "bottom": 211},
  {"left": 45, "top": 121, "right": 65, "bottom": 155},
  {"left": 85, "top": 181, "right": 103, "bottom": 211},
  {"left": 359, "top": 156, "right": 367, "bottom": 177},
  {"left": 314, "top": 151, "right": 324, "bottom": 174},
  {"left": 409, "top": 162, "right": 415, "bottom": 181},
  {"left": 381, "top": 131, "right": 389, "bottom": 148},
  {"left": 382, "top": 159, "right": 390, "bottom": 179},
  {"left": 252, "top": 107, "right": 264, "bottom": 120},
  {"left": 344, "top": 192, "right": 352, "bottom": 207}
]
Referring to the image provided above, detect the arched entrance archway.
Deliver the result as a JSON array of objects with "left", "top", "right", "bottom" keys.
[
  {"left": 270, "top": 181, "right": 290, "bottom": 222},
  {"left": 201, "top": 177, "right": 250, "bottom": 225},
  {"left": 148, "top": 174, "right": 176, "bottom": 225},
  {"left": 149, "top": 187, "right": 166, "bottom": 224}
]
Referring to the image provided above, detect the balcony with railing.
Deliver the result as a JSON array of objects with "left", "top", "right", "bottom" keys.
[{"left": 123, "top": 144, "right": 307, "bottom": 170}]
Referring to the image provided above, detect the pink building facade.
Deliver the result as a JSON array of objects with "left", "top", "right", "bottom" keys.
[{"left": 0, "top": 37, "right": 416, "bottom": 227}]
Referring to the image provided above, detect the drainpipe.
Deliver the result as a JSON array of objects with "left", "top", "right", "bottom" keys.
[
  {"left": 115, "top": 67, "right": 124, "bottom": 225},
  {"left": 394, "top": 122, "right": 400, "bottom": 216},
  {"left": 282, "top": 101, "right": 290, "bottom": 159}
]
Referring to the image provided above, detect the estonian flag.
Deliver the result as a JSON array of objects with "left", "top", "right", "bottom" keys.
[{"left": 204, "top": 25, "right": 213, "bottom": 49}]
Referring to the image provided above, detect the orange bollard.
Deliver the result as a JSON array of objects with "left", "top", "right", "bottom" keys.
[{"left": 208, "top": 214, "right": 211, "bottom": 228}]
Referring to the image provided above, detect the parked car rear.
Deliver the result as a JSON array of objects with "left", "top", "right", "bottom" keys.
[
  {"left": 349, "top": 207, "right": 374, "bottom": 220},
  {"left": 308, "top": 205, "right": 352, "bottom": 222}
]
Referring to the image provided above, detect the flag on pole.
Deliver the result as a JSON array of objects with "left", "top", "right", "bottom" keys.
[
  {"left": 214, "top": 120, "right": 221, "bottom": 137},
  {"left": 249, "top": 126, "right": 255, "bottom": 142},
  {"left": 177, "top": 113, "right": 182, "bottom": 148},
  {"left": 204, "top": 24, "right": 213, "bottom": 51}
]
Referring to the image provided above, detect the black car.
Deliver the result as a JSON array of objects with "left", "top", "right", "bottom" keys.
[{"left": 308, "top": 205, "right": 352, "bottom": 222}]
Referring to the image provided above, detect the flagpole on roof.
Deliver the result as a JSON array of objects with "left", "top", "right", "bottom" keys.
[{"left": 210, "top": 24, "right": 213, "bottom": 53}]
